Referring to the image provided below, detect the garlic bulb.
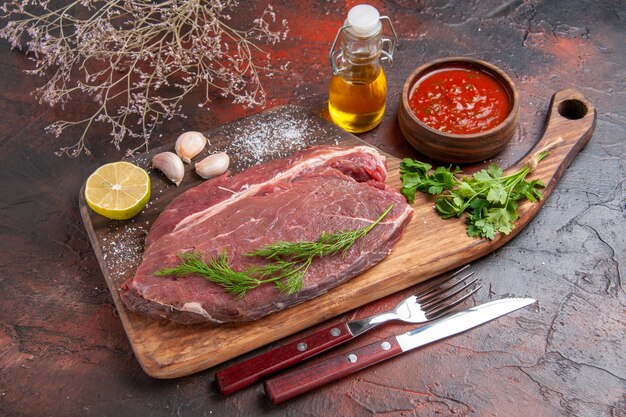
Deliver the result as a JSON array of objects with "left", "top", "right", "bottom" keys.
[
  {"left": 195, "top": 152, "right": 230, "bottom": 179},
  {"left": 152, "top": 152, "right": 185, "bottom": 186},
  {"left": 175, "top": 131, "right": 207, "bottom": 163}
]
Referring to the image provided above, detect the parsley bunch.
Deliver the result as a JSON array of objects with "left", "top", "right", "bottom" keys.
[{"left": 400, "top": 157, "right": 547, "bottom": 239}]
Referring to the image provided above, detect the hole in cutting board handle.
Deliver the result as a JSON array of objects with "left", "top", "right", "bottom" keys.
[{"left": 558, "top": 99, "right": 588, "bottom": 120}]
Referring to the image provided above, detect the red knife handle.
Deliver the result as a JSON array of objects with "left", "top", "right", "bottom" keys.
[
  {"left": 216, "top": 321, "right": 354, "bottom": 395},
  {"left": 264, "top": 335, "right": 403, "bottom": 404}
]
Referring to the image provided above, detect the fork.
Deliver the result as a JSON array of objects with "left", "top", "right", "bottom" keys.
[{"left": 215, "top": 266, "right": 480, "bottom": 395}]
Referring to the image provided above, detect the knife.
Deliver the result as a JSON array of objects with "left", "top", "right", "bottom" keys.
[
  {"left": 263, "top": 297, "right": 535, "bottom": 404},
  {"left": 216, "top": 267, "right": 474, "bottom": 395}
]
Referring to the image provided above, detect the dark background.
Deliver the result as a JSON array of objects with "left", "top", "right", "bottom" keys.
[{"left": 1, "top": 1, "right": 624, "bottom": 416}]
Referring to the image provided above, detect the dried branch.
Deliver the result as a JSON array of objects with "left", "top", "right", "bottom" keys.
[{"left": 0, "top": 0, "right": 289, "bottom": 156}]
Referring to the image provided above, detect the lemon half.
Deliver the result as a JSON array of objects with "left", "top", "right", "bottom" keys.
[{"left": 85, "top": 161, "right": 151, "bottom": 220}]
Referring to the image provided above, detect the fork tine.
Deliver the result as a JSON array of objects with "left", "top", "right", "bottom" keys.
[
  {"left": 417, "top": 271, "right": 476, "bottom": 305},
  {"left": 413, "top": 265, "right": 471, "bottom": 299},
  {"left": 424, "top": 285, "right": 482, "bottom": 320},
  {"left": 419, "top": 274, "right": 478, "bottom": 309}
]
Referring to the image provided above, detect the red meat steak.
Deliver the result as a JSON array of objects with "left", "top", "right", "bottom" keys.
[{"left": 121, "top": 145, "right": 413, "bottom": 324}]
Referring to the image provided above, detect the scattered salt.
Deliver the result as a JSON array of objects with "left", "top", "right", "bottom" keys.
[
  {"left": 210, "top": 106, "right": 331, "bottom": 169},
  {"left": 101, "top": 223, "right": 148, "bottom": 282}
]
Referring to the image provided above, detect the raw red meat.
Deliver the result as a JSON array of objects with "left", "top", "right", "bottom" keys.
[{"left": 121, "top": 145, "right": 413, "bottom": 324}]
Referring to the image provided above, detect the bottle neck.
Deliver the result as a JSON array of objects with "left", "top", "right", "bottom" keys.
[{"left": 340, "top": 28, "right": 383, "bottom": 64}]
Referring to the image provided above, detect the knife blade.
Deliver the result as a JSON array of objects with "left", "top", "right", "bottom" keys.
[{"left": 264, "top": 297, "right": 535, "bottom": 404}]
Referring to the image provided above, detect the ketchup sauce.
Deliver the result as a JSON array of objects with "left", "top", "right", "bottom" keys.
[{"left": 408, "top": 67, "right": 511, "bottom": 135}]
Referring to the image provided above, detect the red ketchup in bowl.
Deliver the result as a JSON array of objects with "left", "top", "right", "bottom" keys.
[{"left": 408, "top": 67, "right": 511, "bottom": 135}]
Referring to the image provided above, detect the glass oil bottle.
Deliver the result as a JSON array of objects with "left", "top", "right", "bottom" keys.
[{"left": 328, "top": 5, "right": 397, "bottom": 133}]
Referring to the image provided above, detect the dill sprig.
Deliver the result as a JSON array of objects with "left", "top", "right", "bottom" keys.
[
  {"left": 154, "top": 204, "right": 393, "bottom": 297},
  {"left": 248, "top": 204, "right": 392, "bottom": 260},
  {"left": 155, "top": 251, "right": 260, "bottom": 298}
]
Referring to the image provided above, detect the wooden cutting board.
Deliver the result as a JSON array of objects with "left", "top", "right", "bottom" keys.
[{"left": 80, "top": 88, "right": 595, "bottom": 379}]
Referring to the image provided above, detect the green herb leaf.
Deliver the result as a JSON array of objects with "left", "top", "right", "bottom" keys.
[
  {"left": 486, "top": 184, "right": 507, "bottom": 205},
  {"left": 486, "top": 207, "right": 515, "bottom": 235},
  {"left": 401, "top": 186, "right": 418, "bottom": 204},
  {"left": 472, "top": 169, "right": 493, "bottom": 183},
  {"left": 400, "top": 158, "right": 432, "bottom": 174},
  {"left": 487, "top": 163, "right": 503, "bottom": 178},
  {"left": 400, "top": 159, "right": 459, "bottom": 202},
  {"left": 457, "top": 181, "right": 476, "bottom": 198}
]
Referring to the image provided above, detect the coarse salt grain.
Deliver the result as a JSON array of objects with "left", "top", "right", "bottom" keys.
[
  {"left": 102, "top": 223, "right": 148, "bottom": 282},
  {"left": 211, "top": 107, "right": 331, "bottom": 169}
]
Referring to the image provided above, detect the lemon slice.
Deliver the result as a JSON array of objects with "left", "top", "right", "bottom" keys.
[{"left": 85, "top": 161, "right": 151, "bottom": 220}]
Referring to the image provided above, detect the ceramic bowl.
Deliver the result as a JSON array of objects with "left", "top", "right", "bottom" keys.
[{"left": 398, "top": 57, "right": 519, "bottom": 164}]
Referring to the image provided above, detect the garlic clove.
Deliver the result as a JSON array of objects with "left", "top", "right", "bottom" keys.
[
  {"left": 152, "top": 152, "right": 185, "bottom": 186},
  {"left": 175, "top": 131, "right": 208, "bottom": 163},
  {"left": 195, "top": 152, "right": 230, "bottom": 179}
]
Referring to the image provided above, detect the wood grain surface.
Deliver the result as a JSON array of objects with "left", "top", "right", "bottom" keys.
[{"left": 79, "top": 89, "right": 595, "bottom": 378}]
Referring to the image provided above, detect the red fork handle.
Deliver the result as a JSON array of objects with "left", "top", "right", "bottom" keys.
[
  {"left": 216, "top": 321, "right": 354, "bottom": 395},
  {"left": 264, "top": 335, "right": 403, "bottom": 404}
]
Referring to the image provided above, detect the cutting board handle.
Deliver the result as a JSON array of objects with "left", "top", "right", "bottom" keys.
[{"left": 516, "top": 88, "right": 596, "bottom": 190}]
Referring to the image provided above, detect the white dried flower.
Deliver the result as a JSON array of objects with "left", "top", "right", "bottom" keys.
[{"left": 0, "top": 0, "right": 289, "bottom": 157}]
